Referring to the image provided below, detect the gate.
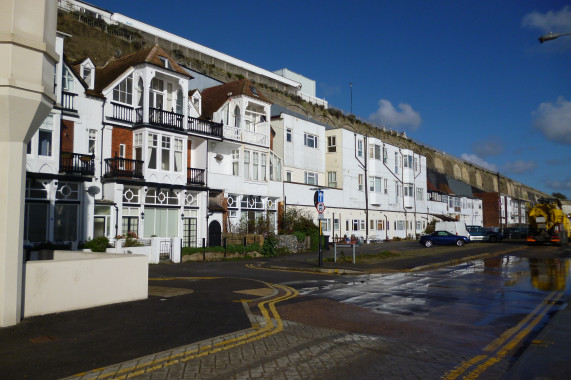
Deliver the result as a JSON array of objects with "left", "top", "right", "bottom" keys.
[{"left": 159, "top": 239, "right": 172, "bottom": 261}]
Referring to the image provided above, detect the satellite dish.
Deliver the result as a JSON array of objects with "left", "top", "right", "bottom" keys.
[{"left": 87, "top": 186, "right": 100, "bottom": 196}]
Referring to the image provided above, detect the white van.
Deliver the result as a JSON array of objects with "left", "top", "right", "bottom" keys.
[{"left": 435, "top": 221, "right": 470, "bottom": 239}]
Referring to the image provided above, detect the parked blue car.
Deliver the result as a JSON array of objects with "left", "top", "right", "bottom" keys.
[{"left": 419, "top": 231, "right": 470, "bottom": 247}]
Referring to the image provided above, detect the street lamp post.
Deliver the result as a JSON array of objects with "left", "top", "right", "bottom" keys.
[{"left": 538, "top": 32, "right": 571, "bottom": 43}]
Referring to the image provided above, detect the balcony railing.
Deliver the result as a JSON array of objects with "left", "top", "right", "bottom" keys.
[
  {"left": 110, "top": 102, "right": 134, "bottom": 122},
  {"left": 187, "top": 167, "right": 205, "bottom": 186},
  {"left": 59, "top": 152, "right": 95, "bottom": 175},
  {"left": 223, "top": 122, "right": 269, "bottom": 146},
  {"left": 148, "top": 107, "right": 184, "bottom": 130},
  {"left": 62, "top": 91, "right": 77, "bottom": 111},
  {"left": 187, "top": 116, "right": 223, "bottom": 138},
  {"left": 104, "top": 157, "right": 144, "bottom": 179}
]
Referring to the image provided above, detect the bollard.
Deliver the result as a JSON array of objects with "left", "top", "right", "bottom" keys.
[{"left": 202, "top": 238, "right": 206, "bottom": 261}]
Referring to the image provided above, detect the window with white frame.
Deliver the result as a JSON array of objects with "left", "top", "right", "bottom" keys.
[
  {"left": 321, "top": 219, "right": 330, "bottom": 232},
  {"left": 404, "top": 184, "right": 413, "bottom": 197},
  {"left": 148, "top": 133, "right": 158, "bottom": 169},
  {"left": 261, "top": 153, "right": 267, "bottom": 181},
  {"left": 149, "top": 77, "right": 164, "bottom": 109},
  {"left": 304, "top": 133, "right": 318, "bottom": 149},
  {"left": 113, "top": 74, "right": 133, "bottom": 104},
  {"left": 352, "top": 220, "right": 360, "bottom": 231},
  {"left": 88, "top": 130, "right": 97, "bottom": 154},
  {"left": 286, "top": 128, "right": 292, "bottom": 142},
  {"left": 62, "top": 66, "right": 75, "bottom": 92},
  {"left": 360, "top": 220, "right": 365, "bottom": 230},
  {"left": 334, "top": 218, "right": 340, "bottom": 231},
  {"left": 396, "top": 220, "right": 405, "bottom": 230},
  {"left": 384, "top": 178, "right": 388, "bottom": 194},
  {"left": 304, "top": 172, "right": 318, "bottom": 185},
  {"left": 328, "top": 171, "right": 337, "bottom": 188},
  {"left": 357, "top": 139, "right": 363, "bottom": 157},
  {"left": 253, "top": 152, "right": 259, "bottom": 180},
  {"left": 403, "top": 155, "right": 413, "bottom": 168},
  {"left": 161, "top": 136, "right": 170, "bottom": 171},
  {"left": 38, "top": 115, "right": 53, "bottom": 157},
  {"left": 394, "top": 152, "right": 399, "bottom": 174},
  {"left": 232, "top": 149, "right": 239, "bottom": 176},
  {"left": 82, "top": 67, "right": 92, "bottom": 87},
  {"left": 286, "top": 171, "right": 292, "bottom": 182},
  {"left": 134, "top": 132, "right": 143, "bottom": 161},
  {"left": 94, "top": 205, "right": 111, "bottom": 238},
  {"left": 377, "top": 220, "right": 384, "bottom": 230},
  {"left": 243, "top": 150, "right": 250, "bottom": 180},
  {"left": 123, "top": 186, "right": 140, "bottom": 203},
  {"left": 416, "top": 187, "right": 424, "bottom": 200},
  {"left": 174, "top": 138, "right": 183, "bottom": 172},
  {"left": 145, "top": 188, "right": 179, "bottom": 205},
  {"left": 358, "top": 174, "right": 363, "bottom": 191},
  {"left": 327, "top": 136, "right": 336, "bottom": 152},
  {"left": 270, "top": 152, "right": 281, "bottom": 181},
  {"left": 383, "top": 147, "right": 388, "bottom": 163}
]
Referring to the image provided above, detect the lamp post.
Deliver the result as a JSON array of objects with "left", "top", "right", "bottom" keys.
[{"left": 538, "top": 32, "right": 571, "bottom": 43}]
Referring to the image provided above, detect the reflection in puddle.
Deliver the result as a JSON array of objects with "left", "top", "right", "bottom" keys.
[{"left": 529, "top": 258, "right": 569, "bottom": 291}]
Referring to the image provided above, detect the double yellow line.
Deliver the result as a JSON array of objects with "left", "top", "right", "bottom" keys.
[
  {"left": 443, "top": 289, "right": 565, "bottom": 379},
  {"left": 73, "top": 283, "right": 298, "bottom": 379}
]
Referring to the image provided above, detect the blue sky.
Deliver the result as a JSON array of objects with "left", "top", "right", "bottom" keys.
[{"left": 88, "top": 0, "right": 571, "bottom": 197}]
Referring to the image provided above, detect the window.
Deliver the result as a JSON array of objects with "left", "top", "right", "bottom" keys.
[
  {"left": 159, "top": 56, "right": 170, "bottom": 69},
  {"left": 375, "top": 177, "right": 382, "bottom": 193},
  {"left": 395, "top": 152, "right": 399, "bottom": 174},
  {"left": 377, "top": 220, "right": 384, "bottom": 230},
  {"left": 160, "top": 136, "right": 170, "bottom": 171},
  {"left": 149, "top": 77, "right": 164, "bottom": 109},
  {"left": 253, "top": 152, "right": 259, "bottom": 181},
  {"left": 62, "top": 66, "right": 74, "bottom": 92},
  {"left": 148, "top": 133, "right": 158, "bottom": 169},
  {"left": 416, "top": 187, "right": 424, "bottom": 200},
  {"left": 334, "top": 218, "right": 340, "bottom": 231},
  {"left": 270, "top": 153, "right": 281, "bottom": 181},
  {"left": 357, "top": 140, "right": 363, "bottom": 157},
  {"left": 403, "top": 155, "right": 413, "bottom": 168},
  {"left": 327, "top": 136, "right": 336, "bottom": 152},
  {"left": 374, "top": 145, "right": 381, "bottom": 160},
  {"left": 243, "top": 150, "right": 250, "bottom": 180},
  {"left": 384, "top": 178, "right": 388, "bottom": 194},
  {"left": 369, "top": 145, "right": 374, "bottom": 159},
  {"left": 54, "top": 204, "right": 78, "bottom": 241},
  {"left": 353, "top": 220, "right": 360, "bottom": 231},
  {"left": 358, "top": 174, "right": 363, "bottom": 191},
  {"left": 360, "top": 220, "right": 365, "bottom": 230},
  {"left": 369, "top": 178, "right": 375, "bottom": 192},
  {"left": 304, "top": 172, "right": 318, "bottom": 185},
  {"left": 396, "top": 221, "right": 405, "bottom": 230},
  {"left": 232, "top": 149, "right": 239, "bottom": 176},
  {"left": 404, "top": 184, "right": 413, "bottom": 197},
  {"left": 113, "top": 74, "right": 133, "bottom": 104},
  {"left": 328, "top": 172, "right": 337, "bottom": 188},
  {"left": 370, "top": 220, "right": 376, "bottom": 230},
  {"left": 88, "top": 130, "right": 97, "bottom": 154},
  {"left": 82, "top": 67, "right": 92, "bottom": 86},
  {"left": 261, "top": 153, "right": 267, "bottom": 181},
  {"left": 321, "top": 219, "right": 330, "bottom": 232},
  {"left": 286, "top": 129, "right": 292, "bottom": 142},
  {"left": 134, "top": 132, "right": 143, "bottom": 161},
  {"left": 286, "top": 171, "right": 292, "bottom": 182},
  {"left": 122, "top": 187, "right": 140, "bottom": 203},
  {"left": 304, "top": 133, "right": 318, "bottom": 149},
  {"left": 38, "top": 114, "right": 53, "bottom": 157},
  {"left": 174, "top": 138, "right": 183, "bottom": 172},
  {"left": 383, "top": 147, "right": 388, "bottom": 163}
]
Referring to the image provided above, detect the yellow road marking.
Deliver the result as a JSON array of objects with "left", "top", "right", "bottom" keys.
[
  {"left": 443, "top": 290, "right": 564, "bottom": 380},
  {"left": 72, "top": 282, "right": 298, "bottom": 379},
  {"left": 245, "top": 263, "right": 337, "bottom": 275}
]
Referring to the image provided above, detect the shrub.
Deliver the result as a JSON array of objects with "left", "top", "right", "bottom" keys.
[
  {"left": 84, "top": 236, "right": 109, "bottom": 252},
  {"left": 293, "top": 231, "right": 306, "bottom": 243},
  {"left": 261, "top": 234, "right": 277, "bottom": 257}
]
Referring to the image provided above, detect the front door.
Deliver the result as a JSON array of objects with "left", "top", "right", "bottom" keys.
[
  {"left": 208, "top": 220, "right": 221, "bottom": 247},
  {"left": 183, "top": 217, "right": 197, "bottom": 247}
]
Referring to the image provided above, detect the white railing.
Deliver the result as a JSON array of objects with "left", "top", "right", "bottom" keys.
[
  {"left": 223, "top": 122, "right": 269, "bottom": 147},
  {"left": 298, "top": 92, "right": 328, "bottom": 109}
]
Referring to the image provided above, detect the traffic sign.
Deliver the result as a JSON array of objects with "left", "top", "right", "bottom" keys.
[
  {"left": 316, "top": 202, "right": 325, "bottom": 213},
  {"left": 313, "top": 190, "right": 324, "bottom": 206}
]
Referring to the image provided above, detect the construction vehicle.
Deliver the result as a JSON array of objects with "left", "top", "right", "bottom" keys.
[{"left": 527, "top": 198, "right": 571, "bottom": 246}]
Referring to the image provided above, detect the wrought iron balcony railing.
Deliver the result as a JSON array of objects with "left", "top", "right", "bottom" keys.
[
  {"left": 187, "top": 116, "right": 223, "bottom": 138},
  {"left": 59, "top": 152, "right": 95, "bottom": 175},
  {"left": 104, "top": 156, "right": 144, "bottom": 179},
  {"left": 187, "top": 167, "right": 205, "bottom": 186}
]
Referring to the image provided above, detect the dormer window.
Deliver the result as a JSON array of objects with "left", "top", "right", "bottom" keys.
[
  {"left": 113, "top": 74, "right": 133, "bottom": 104},
  {"left": 80, "top": 59, "right": 95, "bottom": 90},
  {"left": 250, "top": 86, "right": 258, "bottom": 96},
  {"left": 83, "top": 68, "right": 92, "bottom": 86},
  {"left": 159, "top": 56, "right": 170, "bottom": 69}
]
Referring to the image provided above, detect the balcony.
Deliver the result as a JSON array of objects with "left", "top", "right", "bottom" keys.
[
  {"left": 61, "top": 91, "right": 77, "bottom": 112},
  {"left": 187, "top": 167, "right": 205, "bottom": 186},
  {"left": 104, "top": 157, "right": 144, "bottom": 179},
  {"left": 59, "top": 152, "right": 95, "bottom": 175},
  {"left": 223, "top": 121, "right": 269, "bottom": 147},
  {"left": 110, "top": 102, "right": 135, "bottom": 123},
  {"left": 187, "top": 116, "right": 223, "bottom": 138},
  {"left": 135, "top": 107, "right": 184, "bottom": 131}
]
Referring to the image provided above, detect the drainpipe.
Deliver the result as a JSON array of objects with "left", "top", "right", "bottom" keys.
[
  {"left": 113, "top": 203, "right": 119, "bottom": 238},
  {"left": 354, "top": 133, "right": 369, "bottom": 243}
]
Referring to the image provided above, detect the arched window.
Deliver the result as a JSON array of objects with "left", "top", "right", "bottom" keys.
[{"left": 234, "top": 106, "right": 241, "bottom": 128}]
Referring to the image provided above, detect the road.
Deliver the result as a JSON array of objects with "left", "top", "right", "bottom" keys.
[{"left": 123, "top": 242, "right": 571, "bottom": 379}]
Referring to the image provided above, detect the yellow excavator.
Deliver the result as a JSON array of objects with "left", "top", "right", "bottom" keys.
[{"left": 527, "top": 198, "right": 570, "bottom": 246}]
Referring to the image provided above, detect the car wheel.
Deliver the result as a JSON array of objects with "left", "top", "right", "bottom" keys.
[
  {"left": 456, "top": 239, "right": 464, "bottom": 247},
  {"left": 489, "top": 235, "right": 498, "bottom": 243},
  {"left": 425, "top": 240, "right": 433, "bottom": 248}
]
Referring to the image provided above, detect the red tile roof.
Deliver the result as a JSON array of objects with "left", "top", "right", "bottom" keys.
[{"left": 201, "top": 79, "right": 271, "bottom": 118}]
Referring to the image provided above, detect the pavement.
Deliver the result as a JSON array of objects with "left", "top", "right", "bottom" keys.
[{"left": 0, "top": 241, "right": 569, "bottom": 379}]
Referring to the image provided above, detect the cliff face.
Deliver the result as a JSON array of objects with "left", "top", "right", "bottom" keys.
[{"left": 57, "top": 11, "right": 547, "bottom": 203}]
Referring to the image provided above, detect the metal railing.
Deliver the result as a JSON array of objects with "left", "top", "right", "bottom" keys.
[
  {"left": 187, "top": 116, "right": 223, "bottom": 138},
  {"left": 187, "top": 167, "right": 205, "bottom": 186},
  {"left": 59, "top": 152, "right": 95, "bottom": 175},
  {"left": 104, "top": 156, "right": 144, "bottom": 179},
  {"left": 149, "top": 107, "right": 184, "bottom": 130},
  {"left": 110, "top": 102, "right": 134, "bottom": 122},
  {"left": 62, "top": 91, "right": 77, "bottom": 111}
]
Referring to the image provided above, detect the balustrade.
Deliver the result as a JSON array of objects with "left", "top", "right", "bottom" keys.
[
  {"left": 59, "top": 152, "right": 95, "bottom": 175},
  {"left": 105, "top": 157, "right": 144, "bottom": 179}
]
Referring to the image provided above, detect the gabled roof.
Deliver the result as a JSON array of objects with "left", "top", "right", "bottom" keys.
[
  {"left": 200, "top": 79, "right": 271, "bottom": 118},
  {"left": 93, "top": 44, "right": 191, "bottom": 93}
]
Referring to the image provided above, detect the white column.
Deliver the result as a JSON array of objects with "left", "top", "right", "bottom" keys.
[{"left": 0, "top": 0, "right": 58, "bottom": 326}]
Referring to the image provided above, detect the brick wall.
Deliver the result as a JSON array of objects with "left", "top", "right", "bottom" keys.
[
  {"left": 187, "top": 140, "right": 192, "bottom": 167},
  {"left": 474, "top": 192, "right": 500, "bottom": 228},
  {"left": 111, "top": 127, "right": 133, "bottom": 159},
  {"left": 60, "top": 119, "right": 74, "bottom": 152}
]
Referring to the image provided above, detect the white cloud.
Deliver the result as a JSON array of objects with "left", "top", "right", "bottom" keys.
[
  {"left": 545, "top": 177, "right": 571, "bottom": 192},
  {"left": 369, "top": 99, "right": 421, "bottom": 131},
  {"left": 502, "top": 160, "right": 537, "bottom": 174},
  {"left": 461, "top": 153, "right": 498, "bottom": 171},
  {"left": 471, "top": 137, "right": 504, "bottom": 158},
  {"left": 532, "top": 97, "right": 571, "bottom": 145},
  {"left": 522, "top": 5, "right": 571, "bottom": 32}
]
